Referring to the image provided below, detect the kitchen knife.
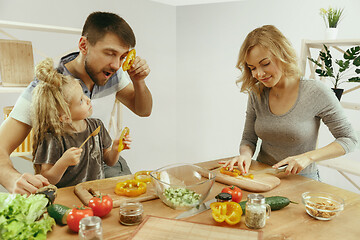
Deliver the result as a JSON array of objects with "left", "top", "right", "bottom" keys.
[
  {"left": 175, "top": 198, "right": 217, "bottom": 219},
  {"left": 249, "top": 164, "right": 288, "bottom": 175}
]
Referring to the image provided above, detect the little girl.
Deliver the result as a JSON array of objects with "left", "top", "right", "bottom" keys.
[{"left": 31, "top": 58, "right": 131, "bottom": 188}]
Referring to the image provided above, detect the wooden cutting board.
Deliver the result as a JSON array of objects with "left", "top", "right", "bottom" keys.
[
  {"left": 129, "top": 215, "right": 263, "bottom": 240},
  {"left": 74, "top": 175, "right": 158, "bottom": 208},
  {"left": 196, "top": 157, "right": 281, "bottom": 192}
]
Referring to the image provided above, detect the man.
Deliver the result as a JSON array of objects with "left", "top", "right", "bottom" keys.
[{"left": 0, "top": 12, "right": 152, "bottom": 194}]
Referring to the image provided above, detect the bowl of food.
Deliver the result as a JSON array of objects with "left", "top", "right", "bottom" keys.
[
  {"left": 301, "top": 191, "right": 344, "bottom": 220},
  {"left": 150, "top": 163, "right": 216, "bottom": 210}
]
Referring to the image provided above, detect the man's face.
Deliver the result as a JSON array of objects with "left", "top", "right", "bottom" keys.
[{"left": 84, "top": 33, "right": 130, "bottom": 86}]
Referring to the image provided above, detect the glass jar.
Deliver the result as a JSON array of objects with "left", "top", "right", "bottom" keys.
[
  {"left": 78, "top": 216, "right": 103, "bottom": 240},
  {"left": 215, "top": 192, "right": 232, "bottom": 202},
  {"left": 245, "top": 194, "right": 271, "bottom": 229},
  {"left": 119, "top": 201, "right": 144, "bottom": 226}
]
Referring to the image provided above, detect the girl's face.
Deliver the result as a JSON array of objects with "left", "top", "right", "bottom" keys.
[
  {"left": 246, "top": 45, "right": 283, "bottom": 88},
  {"left": 67, "top": 82, "right": 93, "bottom": 121}
]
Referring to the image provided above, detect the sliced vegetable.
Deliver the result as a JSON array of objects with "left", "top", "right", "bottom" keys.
[
  {"left": 118, "top": 127, "right": 130, "bottom": 152},
  {"left": 134, "top": 170, "right": 152, "bottom": 183},
  {"left": 66, "top": 206, "right": 93, "bottom": 232},
  {"left": 122, "top": 49, "right": 136, "bottom": 71},
  {"left": 88, "top": 195, "right": 113, "bottom": 218},
  {"left": 221, "top": 185, "right": 243, "bottom": 203},
  {"left": 239, "top": 196, "right": 298, "bottom": 215},
  {"left": 163, "top": 188, "right": 201, "bottom": 208},
  {"left": 47, "top": 204, "right": 71, "bottom": 226},
  {"left": 114, "top": 179, "right": 147, "bottom": 197},
  {"left": 210, "top": 201, "right": 242, "bottom": 225},
  {"left": 220, "top": 167, "right": 254, "bottom": 179},
  {"left": 36, "top": 184, "right": 58, "bottom": 206}
]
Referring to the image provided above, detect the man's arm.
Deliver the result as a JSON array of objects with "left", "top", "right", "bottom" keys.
[
  {"left": 116, "top": 81, "right": 152, "bottom": 117},
  {"left": 0, "top": 117, "right": 49, "bottom": 194},
  {"left": 116, "top": 56, "right": 152, "bottom": 117}
]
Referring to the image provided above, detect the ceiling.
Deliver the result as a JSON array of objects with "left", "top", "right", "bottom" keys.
[{"left": 150, "top": 0, "right": 245, "bottom": 6}]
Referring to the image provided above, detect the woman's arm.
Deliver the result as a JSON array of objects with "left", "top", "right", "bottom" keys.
[{"left": 273, "top": 142, "right": 345, "bottom": 174}]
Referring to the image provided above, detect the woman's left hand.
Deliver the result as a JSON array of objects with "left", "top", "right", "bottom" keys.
[{"left": 272, "top": 154, "right": 313, "bottom": 175}]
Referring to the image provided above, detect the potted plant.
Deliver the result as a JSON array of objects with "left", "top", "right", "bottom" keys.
[
  {"left": 320, "top": 7, "right": 344, "bottom": 39},
  {"left": 308, "top": 44, "right": 360, "bottom": 100}
]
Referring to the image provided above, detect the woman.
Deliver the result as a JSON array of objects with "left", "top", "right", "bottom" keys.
[{"left": 222, "top": 25, "right": 357, "bottom": 180}]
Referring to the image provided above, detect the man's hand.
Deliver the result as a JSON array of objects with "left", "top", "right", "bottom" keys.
[
  {"left": 127, "top": 56, "right": 150, "bottom": 83},
  {"left": 13, "top": 173, "right": 49, "bottom": 195}
]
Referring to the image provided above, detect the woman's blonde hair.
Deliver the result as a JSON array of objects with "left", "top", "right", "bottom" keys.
[
  {"left": 31, "top": 58, "right": 75, "bottom": 172},
  {"left": 236, "top": 25, "right": 301, "bottom": 95}
]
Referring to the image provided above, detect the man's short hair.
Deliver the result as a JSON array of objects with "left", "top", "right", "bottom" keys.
[{"left": 82, "top": 11, "right": 136, "bottom": 48}]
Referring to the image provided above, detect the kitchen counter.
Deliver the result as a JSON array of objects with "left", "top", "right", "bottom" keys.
[{"left": 47, "top": 159, "right": 360, "bottom": 240}]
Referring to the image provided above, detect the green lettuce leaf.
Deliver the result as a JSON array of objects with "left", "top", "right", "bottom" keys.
[{"left": 0, "top": 193, "right": 55, "bottom": 239}]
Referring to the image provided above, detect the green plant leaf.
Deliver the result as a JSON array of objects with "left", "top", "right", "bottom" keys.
[
  {"left": 336, "top": 59, "right": 350, "bottom": 72},
  {"left": 344, "top": 46, "right": 360, "bottom": 60},
  {"left": 308, "top": 57, "right": 322, "bottom": 68},
  {"left": 349, "top": 76, "right": 360, "bottom": 82},
  {"left": 355, "top": 68, "right": 360, "bottom": 74},
  {"left": 353, "top": 56, "right": 360, "bottom": 67}
]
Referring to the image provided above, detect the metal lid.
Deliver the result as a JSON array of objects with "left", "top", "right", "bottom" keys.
[
  {"left": 215, "top": 192, "right": 232, "bottom": 201},
  {"left": 247, "top": 193, "right": 265, "bottom": 204}
]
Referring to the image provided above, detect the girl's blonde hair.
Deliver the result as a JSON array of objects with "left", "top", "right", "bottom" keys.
[
  {"left": 236, "top": 25, "right": 301, "bottom": 95},
  {"left": 31, "top": 58, "right": 75, "bottom": 172}
]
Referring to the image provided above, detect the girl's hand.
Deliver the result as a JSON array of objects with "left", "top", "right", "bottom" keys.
[
  {"left": 61, "top": 147, "right": 82, "bottom": 166},
  {"left": 273, "top": 153, "right": 312, "bottom": 175},
  {"left": 218, "top": 155, "right": 252, "bottom": 174},
  {"left": 112, "top": 135, "right": 132, "bottom": 152}
]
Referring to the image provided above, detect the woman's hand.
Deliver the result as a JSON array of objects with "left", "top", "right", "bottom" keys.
[
  {"left": 273, "top": 153, "right": 313, "bottom": 175},
  {"left": 219, "top": 155, "right": 252, "bottom": 175}
]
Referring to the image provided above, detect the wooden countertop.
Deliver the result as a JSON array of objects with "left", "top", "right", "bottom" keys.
[{"left": 47, "top": 160, "right": 360, "bottom": 240}]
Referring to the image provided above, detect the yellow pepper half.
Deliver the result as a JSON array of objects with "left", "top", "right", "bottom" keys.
[
  {"left": 134, "top": 171, "right": 152, "bottom": 183},
  {"left": 210, "top": 201, "right": 242, "bottom": 225},
  {"left": 114, "top": 179, "right": 147, "bottom": 197}
]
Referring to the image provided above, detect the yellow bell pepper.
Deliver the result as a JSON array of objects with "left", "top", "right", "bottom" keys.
[
  {"left": 210, "top": 201, "right": 242, "bottom": 225},
  {"left": 118, "top": 127, "right": 130, "bottom": 152},
  {"left": 220, "top": 167, "right": 254, "bottom": 179},
  {"left": 114, "top": 179, "right": 147, "bottom": 197},
  {"left": 134, "top": 171, "right": 152, "bottom": 183}
]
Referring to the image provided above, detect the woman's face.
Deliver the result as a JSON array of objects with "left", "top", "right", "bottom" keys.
[{"left": 246, "top": 45, "right": 283, "bottom": 88}]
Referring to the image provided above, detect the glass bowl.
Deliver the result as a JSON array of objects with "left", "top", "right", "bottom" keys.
[
  {"left": 150, "top": 163, "right": 216, "bottom": 210},
  {"left": 301, "top": 191, "right": 344, "bottom": 220}
]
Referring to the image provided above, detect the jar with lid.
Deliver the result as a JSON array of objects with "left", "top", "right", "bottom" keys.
[
  {"left": 215, "top": 192, "right": 232, "bottom": 202},
  {"left": 78, "top": 216, "right": 103, "bottom": 240},
  {"left": 119, "top": 201, "right": 144, "bottom": 226},
  {"left": 245, "top": 194, "right": 271, "bottom": 229}
]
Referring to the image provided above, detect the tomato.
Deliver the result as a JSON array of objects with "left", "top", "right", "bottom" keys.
[
  {"left": 221, "top": 185, "right": 242, "bottom": 203},
  {"left": 88, "top": 195, "right": 113, "bottom": 218},
  {"left": 66, "top": 206, "right": 93, "bottom": 232}
]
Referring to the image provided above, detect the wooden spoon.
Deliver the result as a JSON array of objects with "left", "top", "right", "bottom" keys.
[{"left": 79, "top": 126, "right": 101, "bottom": 148}]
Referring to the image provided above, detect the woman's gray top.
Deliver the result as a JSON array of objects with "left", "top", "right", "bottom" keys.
[{"left": 241, "top": 78, "right": 358, "bottom": 178}]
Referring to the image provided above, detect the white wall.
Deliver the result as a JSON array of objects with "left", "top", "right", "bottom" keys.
[{"left": 0, "top": 0, "right": 359, "bottom": 193}]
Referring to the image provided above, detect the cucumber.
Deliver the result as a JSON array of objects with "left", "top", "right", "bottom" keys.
[
  {"left": 239, "top": 196, "right": 297, "bottom": 215},
  {"left": 47, "top": 204, "right": 71, "bottom": 225}
]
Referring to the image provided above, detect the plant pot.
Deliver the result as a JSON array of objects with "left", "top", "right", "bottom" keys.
[
  {"left": 325, "top": 28, "right": 338, "bottom": 40},
  {"left": 331, "top": 88, "right": 344, "bottom": 101}
]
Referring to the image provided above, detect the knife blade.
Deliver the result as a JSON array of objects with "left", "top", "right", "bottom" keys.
[
  {"left": 175, "top": 198, "right": 217, "bottom": 219},
  {"left": 249, "top": 164, "right": 288, "bottom": 175}
]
